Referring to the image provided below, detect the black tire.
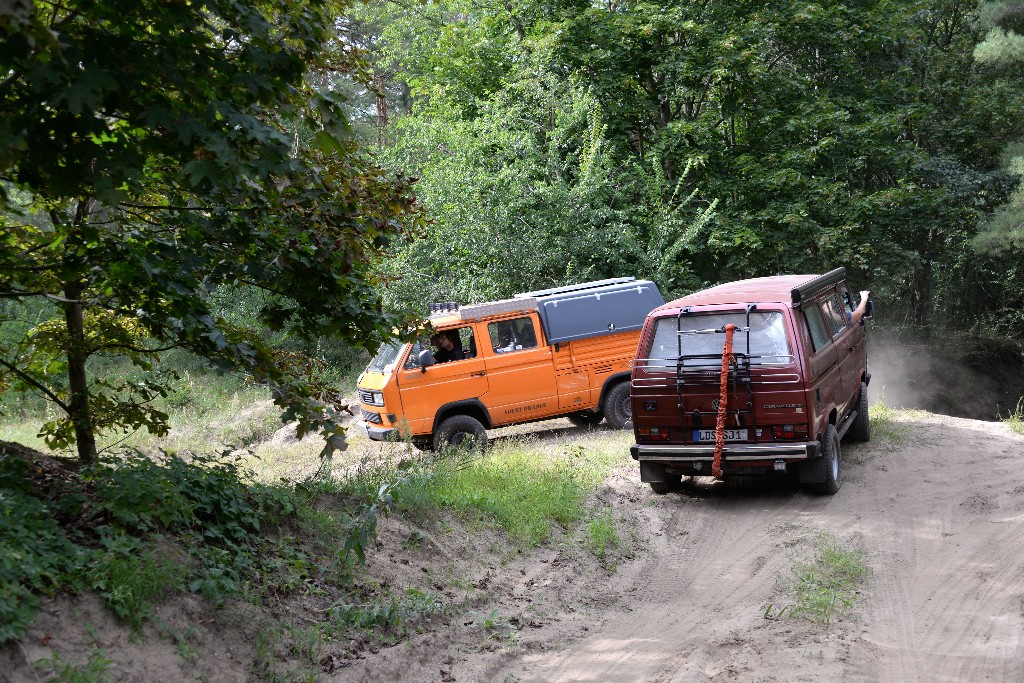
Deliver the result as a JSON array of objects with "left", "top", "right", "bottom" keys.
[
  {"left": 847, "top": 381, "right": 870, "bottom": 442},
  {"left": 649, "top": 474, "right": 682, "bottom": 495},
  {"left": 806, "top": 424, "right": 841, "bottom": 495},
  {"left": 604, "top": 382, "right": 632, "bottom": 429},
  {"left": 567, "top": 410, "right": 604, "bottom": 428},
  {"left": 411, "top": 437, "right": 434, "bottom": 453},
  {"left": 433, "top": 414, "right": 487, "bottom": 452}
]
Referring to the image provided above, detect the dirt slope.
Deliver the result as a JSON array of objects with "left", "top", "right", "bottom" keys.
[
  {"left": 4, "top": 413, "right": 1023, "bottom": 682},
  {"left": 335, "top": 413, "right": 1024, "bottom": 683}
]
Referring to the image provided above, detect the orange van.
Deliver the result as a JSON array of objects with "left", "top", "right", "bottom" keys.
[{"left": 357, "top": 278, "right": 664, "bottom": 450}]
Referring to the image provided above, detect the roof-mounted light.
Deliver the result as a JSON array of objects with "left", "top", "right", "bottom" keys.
[{"left": 428, "top": 301, "right": 460, "bottom": 316}]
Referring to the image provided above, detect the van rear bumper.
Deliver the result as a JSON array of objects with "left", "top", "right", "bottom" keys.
[{"left": 630, "top": 441, "right": 820, "bottom": 461}]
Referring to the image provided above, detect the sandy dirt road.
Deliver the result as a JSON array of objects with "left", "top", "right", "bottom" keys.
[{"left": 468, "top": 414, "right": 1024, "bottom": 683}]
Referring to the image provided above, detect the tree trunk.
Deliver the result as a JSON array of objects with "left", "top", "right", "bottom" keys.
[{"left": 63, "top": 279, "right": 97, "bottom": 464}]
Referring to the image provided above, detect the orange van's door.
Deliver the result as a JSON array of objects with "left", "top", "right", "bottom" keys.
[
  {"left": 395, "top": 336, "right": 489, "bottom": 435},
  {"left": 481, "top": 315, "right": 559, "bottom": 425}
]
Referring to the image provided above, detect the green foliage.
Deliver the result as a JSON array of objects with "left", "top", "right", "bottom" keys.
[
  {"left": 0, "top": 455, "right": 82, "bottom": 642},
  {"left": 366, "top": 0, "right": 1024, "bottom": 331},
  {"left": 84, "top": 536, "right": 185, "bottom": 630},
  {"left": 34, "top": 648, "right": 114, "bottom": 683},
  {"left": 0, "top": 444, "right": 391, "bottom": 641},
  {"left": 327, "top": 588, "right": 444, "bottom": 630},
  {"left": 0, "top": 0, "right": 425, "bottom": 463}
]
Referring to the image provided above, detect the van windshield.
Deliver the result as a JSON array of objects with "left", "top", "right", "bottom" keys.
[
  {"left": 645, "top": 311, "right": 792, "bottom": 367},
  {"left": 367, "top": 340, "right": 405, "bottom": 373}
]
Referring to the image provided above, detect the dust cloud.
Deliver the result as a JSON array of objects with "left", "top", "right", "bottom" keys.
[{"left": 866, "top": 330, "right": 1024, "bottom": 421}]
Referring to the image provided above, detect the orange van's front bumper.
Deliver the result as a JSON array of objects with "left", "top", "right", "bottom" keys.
[{"left": 359, "top": 421, "right": 399, "bottom": 442}]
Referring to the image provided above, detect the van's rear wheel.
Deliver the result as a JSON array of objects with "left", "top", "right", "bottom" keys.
[
  {"left": 604, "top": 382, "right": 632, "bottom": 429},
  {"left": 805, "top": 424, "right": 841, "bottom": 495},
  {"left": 434, "top": 415, "right": 487, "bottom": 452},
  {"left": 847, "top": 382, "right": 870, "bottom": 442},
  {"left": 567, "top": 410, "right": 604, "bottom": 428},
  {"left": 649, "top": 474, "right": 682, "bottom": 495}
]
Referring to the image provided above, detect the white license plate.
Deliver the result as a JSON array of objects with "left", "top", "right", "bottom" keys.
[{"left": 694, "top": 429, "right": 748, "bottom": 442}]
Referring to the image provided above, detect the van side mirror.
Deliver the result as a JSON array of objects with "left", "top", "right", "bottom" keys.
[
  {"left": 418, "top": 349, "right": 436, "bottom": 372},
  {"left": 862, "top": 298, "right": 874, "bottom": 324}
]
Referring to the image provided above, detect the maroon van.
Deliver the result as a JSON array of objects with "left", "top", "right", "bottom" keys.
[{"left": 629, "top": 268, "right": 871, "bottom": 495}]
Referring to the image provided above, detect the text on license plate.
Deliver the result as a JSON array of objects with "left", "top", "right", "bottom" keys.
[{"left": 694, "top": 429, "right": 748, "bottom": 442}]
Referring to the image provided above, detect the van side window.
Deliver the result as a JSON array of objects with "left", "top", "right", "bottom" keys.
[
  {"left": 804, "top": 304, "right": 832, "bottom": 351},
  {"left": 488, "top": 317, "right": 538, "bottom": 353},
  {"left": 839, "top": 286, "right": 855, "bottom": 317},
  {"left": 822, "top": 294, "right": 848, "bottom": 337}
]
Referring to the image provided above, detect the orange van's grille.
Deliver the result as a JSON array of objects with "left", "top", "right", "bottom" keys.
[
  {"left": 357, "top": 388, "right": 375, "bottom": 404},
  {"left": 360, "top": 408, "right": 383, "bottom": 424}
]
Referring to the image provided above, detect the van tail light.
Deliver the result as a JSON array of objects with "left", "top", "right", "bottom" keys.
[
  {"left": 637, "top": 427, "right": 671, "bottom": 442},
  {"left": 771, "top": 424, "right": 809, "bottom": 440}
]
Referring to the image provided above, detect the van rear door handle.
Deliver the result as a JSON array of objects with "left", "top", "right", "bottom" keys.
[
  {"left": 849, "top": 343, "right": 859, "bottom": 352},
  {"left": 471, "top": 371, "right": 486, "bottom": 377}
]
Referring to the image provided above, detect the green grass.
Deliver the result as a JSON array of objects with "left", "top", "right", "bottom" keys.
[
  {"left": 85, "top": 537, "right": 187, "bottom": 630},
  {"left": 407, "top": 437, "right": 631, "bottom": 547},
  {"left": 584, "top": 506, "right": 620, "bottom": 562},
  {"left": 35, "top": 648, "right": 113, "bottom": 683},
  {"left": 869, "top": 398, "right": 913, "bottom": 444},
  {"left": 1000, "top": 397, "right": 1024, "bottom": 435},
  {"left": 774, "top": 535, "right": 867, "bottom": 625}
]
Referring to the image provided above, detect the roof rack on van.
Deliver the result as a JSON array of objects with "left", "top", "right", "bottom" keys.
[
  {"left": 458, "top": 297, "right": 539, "bottom": 321},
  {"left": 791, "top": 267, "right": 845, "bottom": 305},
  {"left": 515, "top": 277, "right": 636, "bottom": 299}
]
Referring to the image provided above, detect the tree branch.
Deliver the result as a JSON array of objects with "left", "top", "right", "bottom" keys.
[{"left": 0, "top": 357, "right": 70, "bottom": 414}]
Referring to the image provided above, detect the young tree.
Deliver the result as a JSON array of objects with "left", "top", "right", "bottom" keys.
[{"left": 0, "top": 0, "right": 424, "bottom": 463}]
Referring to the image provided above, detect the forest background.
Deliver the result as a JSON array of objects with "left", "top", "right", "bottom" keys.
[{"left": 2, "top": 0, "right": 1024, "bottom": 457}]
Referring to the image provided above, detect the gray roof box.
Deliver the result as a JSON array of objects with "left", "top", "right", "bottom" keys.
[{"left": 516, "top": 278, "right": 665, "bottom": 345}]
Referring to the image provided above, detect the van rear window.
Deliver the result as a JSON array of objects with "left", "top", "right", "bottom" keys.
[{"left": 645, "top": 312, "right": 793, "bottom": 366}]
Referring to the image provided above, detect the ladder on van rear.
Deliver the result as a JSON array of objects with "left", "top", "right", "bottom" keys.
[{"left": 674, "top": 305, "right": 758, "bottom": 442}]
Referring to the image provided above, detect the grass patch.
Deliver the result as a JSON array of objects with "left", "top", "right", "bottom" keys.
[
  {"left": 1000, "top": 397, "right": 1024, "bottom": 435},
  {"left": 35, "top": 648, "right": 114, "bottom": 683},
  {"left": 768, "top": 535, "right": 866, "bottom": 625},
  {"left": 584, "top": 506, "right": 620, "bottom": 562},
  {"left": 869, "top": 398, "right": 911, "bottom": 443},
  {"left": 408, "top": 438, "right": 630, "bottom": 547}
]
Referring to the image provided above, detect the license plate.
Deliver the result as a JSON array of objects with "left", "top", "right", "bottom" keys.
[{"left": 694, "top": 429, "right": 748, "bottom": 442}]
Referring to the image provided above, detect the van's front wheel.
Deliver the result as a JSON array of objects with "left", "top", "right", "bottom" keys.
[
  {"left": 434, "top": 415, "right": 488, "bottom": 452},
  {"left": 604, "top": 382, "right": 632, "bottom": 429}
]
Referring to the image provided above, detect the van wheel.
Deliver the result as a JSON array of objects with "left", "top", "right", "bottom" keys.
[
  {"left": 649, "top": 474, "right": 682, "bottom": 495},
  {"left": 847, "top": 382, "right": 870, "bottom": 442},
  {"left": 604, "top": 382, "right": 632, "bottom": 429},
  {"left": 567, "top": 410, "right": 604, "bottom": 428},
  {"left": 434, "top": 415, "right": 487, "bottom": 452},
  {"left": 806, "top": 424, "right": 841, "bottom": 495}
]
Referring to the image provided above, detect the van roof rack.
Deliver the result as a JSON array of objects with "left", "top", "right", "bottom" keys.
[{"left": 516, "top": 277, "right": 636, "bottom": 299}]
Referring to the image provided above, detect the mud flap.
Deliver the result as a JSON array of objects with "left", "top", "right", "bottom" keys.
[
  {"left": 798, "top": 456, "right": 826, "bottom": 484},
  {"left": 640, "top": 461, "right": 669, "bottom": 483}
]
